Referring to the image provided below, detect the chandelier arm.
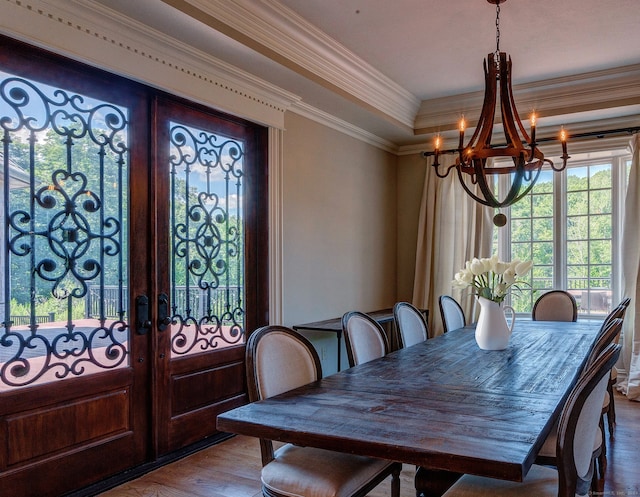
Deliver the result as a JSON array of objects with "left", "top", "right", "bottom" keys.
[
  {"left": 432, "top": 160, "right": 458, "bottom": 178},
  {"left": 456, "top": 166, "right": 494, "bottom": 207},
  {"left": 499, "top": 54, "right": 529, "bottom": 154},
  {"left": 499, "top": 161, "right": 528, "bottom": 207},
  {"left": 502, "top": 164, "right": 544, "bottom": 206},
  {"left": 505, "top": 55, "right": 533, "bottom": 146},
  {"left": 553, "top": 155, "right": 569, "bottom": 172},
  {"left": 471, "top": 55, "right": 498, "bottom": 152},
  {"left": 474, "top": 163, "right": 503, "bottom": 208},
  {"left": 501, "top": 159, "right": 551, "bottom": 207}
]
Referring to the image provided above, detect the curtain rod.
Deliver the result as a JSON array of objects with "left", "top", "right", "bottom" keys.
[{"left": 422, "top": 126, "right": 640, "bottom": 157}]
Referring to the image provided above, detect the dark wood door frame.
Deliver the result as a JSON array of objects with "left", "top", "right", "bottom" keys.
[{"left": 0, "top": 35, "right": 269, "bottom": 496}]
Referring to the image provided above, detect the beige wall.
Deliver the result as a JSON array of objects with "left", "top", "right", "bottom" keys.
[
  {"left": 281, "top": 112, "right": 398, "bottom": 326},
  {"left": 396, "top": 153, "right": 428, "bottom": 303}
]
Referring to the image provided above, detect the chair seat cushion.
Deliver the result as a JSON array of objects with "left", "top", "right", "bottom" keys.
[
  {"left": 539, "top": 421, "right": 602, "bottom": 458},
  {"left": 442, "top": 464, "right": 558, "bottom": 496},
  {"left": 262, "top": 443, "right": 394, "bottom": 497}
]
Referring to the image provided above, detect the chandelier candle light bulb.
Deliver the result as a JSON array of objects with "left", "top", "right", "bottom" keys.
[
  {"left": 561, "top": 126, "right": 569, "bottom": 160},
  {"left": 530, "top": 113, "right": 536, "bottom": 144}
]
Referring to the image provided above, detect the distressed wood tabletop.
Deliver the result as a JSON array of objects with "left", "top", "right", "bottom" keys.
[{"left": 217, "top": 319, "right": 601, "bottom": 482}]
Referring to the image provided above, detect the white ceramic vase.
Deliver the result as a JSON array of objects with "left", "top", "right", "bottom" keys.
[{"left": 475, "top": 296, "right": 515, "bottom": 350}]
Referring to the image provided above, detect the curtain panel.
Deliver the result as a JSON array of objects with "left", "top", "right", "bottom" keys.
[
  {"left": 413, "top": 154, "right": 493, "bottom": 336},
  {"left": 618, "top": 133, "right": 640, "bottom": 401}
]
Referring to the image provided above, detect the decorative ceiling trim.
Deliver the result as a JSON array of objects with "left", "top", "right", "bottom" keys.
[
  {"left": 400, "top": 114, "right": 640, "bottom": 157},
  {"left": 160, "top": 0, "right": 421, "bottom": 130},
  {"left": 0, "top": 0, "right": 302, "bottom": 129},
  {"left": 415, "top": 63, "right": 640, "bottom": 135},
  {"left": 291, "top": 102, "right": 398, "bottom": 154}
]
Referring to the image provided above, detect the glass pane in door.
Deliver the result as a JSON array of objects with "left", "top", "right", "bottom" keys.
[
  {"left": 168, "top": 122, "right": 245, "bottom": 357},
  {"left": 0, "top": 72, "right": 129, "bottom": 389}
]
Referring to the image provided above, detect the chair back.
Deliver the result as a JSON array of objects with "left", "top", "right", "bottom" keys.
[
  {"left": 584, "top": 318, "right": 623, "bottom": 371},
  {"left": 342, "top": 311, "right": 390, "bottom": 367},
  {"left": 601, "top": 302, "right": 626, "bottom": 330},
  {"left": 393, "top": 302, "right": 429, "bottom": 348},
  {"left": 556, "top": 343, "right": 621, "bottom": 497},
  {"left": 618, "top": 297, "right": 631, "bottom": 309},
  {"left": 438, "top": 295, "right": 466, "bottom": 333},
  {"left": 532, "top": 290, "right": 578, "bottom": 322},
  {"left": 611, "top": 298, "right": 631, "bottom": 344},
  {"left": 245, "top": 325, "right": 322, "bottom": 465}
]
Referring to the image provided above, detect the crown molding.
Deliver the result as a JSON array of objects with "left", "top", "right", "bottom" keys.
[
  {"left": 400, "top": 114, "right": 639, "bottom": 157},
  {"left": 1, "top": 0, "right": 400, "bottom": 152},
  {"left": 161, "top": 0, "right": 421, "bottom": 130},
  {"left": 414, "top": 63, "right": 640, "bottom": 135},
  {"left": 0, "top": 0, "right": 302, "bottom": 129},
  {"left": 291, "top": 102, "right": 399, "bottom": 154}
]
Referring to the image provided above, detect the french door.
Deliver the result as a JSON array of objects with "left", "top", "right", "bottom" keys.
[
  {"left": 153, "top": 97, "right": 267, "bottom": 454},
  {"left": 0, "top": 37, "right": 267, "bottom": 497}
]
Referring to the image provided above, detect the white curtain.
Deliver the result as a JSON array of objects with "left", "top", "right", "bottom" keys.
[
  {"left": 413, "top": 154, "right": 493, "bottom": 336},
  {"left": 617, "top": 133, "right": 640, "bottom": 400}
]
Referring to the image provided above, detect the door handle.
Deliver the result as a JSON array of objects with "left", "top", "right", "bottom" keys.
[
  {"left": 136, "top": 295, "right": 152, "bottom": 335},
  {"left": 158, "top": 293, "right": 172, "bottom": 331}
]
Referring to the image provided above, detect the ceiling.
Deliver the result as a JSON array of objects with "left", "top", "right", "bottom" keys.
[{"left": 94, "top": 0, "right": 640, "bottom": 148}]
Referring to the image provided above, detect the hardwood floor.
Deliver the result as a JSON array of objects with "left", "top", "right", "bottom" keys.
[{"left": 98, "top": 391, "right": 639, "bottom": 497}]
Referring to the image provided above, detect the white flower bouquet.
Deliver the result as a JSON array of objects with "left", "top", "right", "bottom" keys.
[{"left": 452, "top": 255, "right": 533, "bottom": 304}]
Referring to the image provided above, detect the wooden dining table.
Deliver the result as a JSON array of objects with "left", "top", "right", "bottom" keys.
[{"left": 216, "top": 319, "right": 602, "bottom": 491}]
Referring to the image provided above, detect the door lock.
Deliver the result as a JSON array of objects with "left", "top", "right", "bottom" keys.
[
  {"left": 158, "top": 293, "right": 172, "bottom": 331},
  {"left": 136, "top": 295, "right": 151, "bottom": 335}
]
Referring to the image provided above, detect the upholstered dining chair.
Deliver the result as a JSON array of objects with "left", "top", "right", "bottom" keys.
[
  {"left": 342, "top": 311, "right": 391, "bottom": 367},
  {"left": 393, "top": 302, "right": 429, "bottom": 348},
  {"left": 442, "top": 342, "right": 621, "bottom": 497},
  {"left": 438, "top": 295, "right": 466, "bottom": 333},
  {"left": 245, "top": 325, "right": 401, "bottom": 497},
  {"left": 532, "top": 290, "right": 578, "bottom": 321},
  {"left": 536, "top": 318, "right": 623, "bottom": 488},
  {"left": 586, "top": 308, "right": 626, "bottom": 483},
  {"left": 604, "top": 297, "right": 631, "bottom": 436}
]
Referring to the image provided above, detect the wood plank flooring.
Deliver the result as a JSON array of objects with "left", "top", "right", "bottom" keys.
[{"left": 98, "top": 391, "right": 639, "bottom": 497}]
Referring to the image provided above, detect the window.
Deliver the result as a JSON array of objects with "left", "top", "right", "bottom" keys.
[{"left": 494, "top": 148, "right": 631, "bottom": 317}]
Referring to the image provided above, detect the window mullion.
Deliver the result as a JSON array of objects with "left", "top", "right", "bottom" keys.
[
  {"left": 555, "top": 167, "right": 567, "bottom": 290},
  {"left": 611, "top": 156, "right": 623, "bottom": 304}
]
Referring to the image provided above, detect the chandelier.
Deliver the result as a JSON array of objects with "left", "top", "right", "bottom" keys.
[{"left": 429, "top": 0, "right": 569, "bottom": 223}]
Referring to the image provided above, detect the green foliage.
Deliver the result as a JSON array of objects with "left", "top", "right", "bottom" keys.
[
  {"left": 506, "top": 163, "right": 615, "bottom": 313},
  {"left": 6, "top": 125, "right": 128, "bottom": 318},
  {"left": 9, "top": 297, "right": 85, "bottom": 321}
]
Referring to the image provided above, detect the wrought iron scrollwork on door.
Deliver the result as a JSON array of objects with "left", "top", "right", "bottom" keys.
[
  {"left": 0, "top": 75, "right": 129, "bottom": 387},
  {"left": 168, "top": 122, "right": 245, "bottom": 355}
]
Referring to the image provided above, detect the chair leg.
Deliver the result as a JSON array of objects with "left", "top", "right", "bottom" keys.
[
  {"left": 606, "top": 380, "right": 616, "bottom": 436},
  {"left": 591, "top": 464, "right": 604, "bottom": 494},
  {"left": 390, "top": 463, "right": 401, "bottom": 497},
  {"left": 597, "top": 416, "right": 607, "bottom": 477},
  {"left": 591, "top": 439, "right": 606, "bottom": 493}
]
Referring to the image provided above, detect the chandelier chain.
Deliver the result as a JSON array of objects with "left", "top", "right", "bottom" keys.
[{"left": 495, "top": 3, "right": 501, "bottom": 55}]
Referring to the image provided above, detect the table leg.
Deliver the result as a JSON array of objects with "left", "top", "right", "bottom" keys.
[{"left": 414, "top": 467, "right": 461, "bottom": 497}]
